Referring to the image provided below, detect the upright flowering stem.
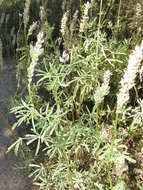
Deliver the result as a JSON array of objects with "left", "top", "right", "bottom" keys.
[
  {"left": 117, "top": 41, "right": 143, "bottom": 113},
  {"left": 27, "top": 31, "right": 44, "bottom": 103},
  {"left": 93, "top": 70, "right": 111, "bottom": 131},
  {"left": 79, "top": 1, "right": 90, "bottom": 45},
  {"left": 108, "top": 41, "right": 143, "bottom": 189},
  {"left": 60, "top": 11, "right": 69, "bottom": 40},
  {"left": 79, "top": 2, "right": 90, "bottom": 33}
]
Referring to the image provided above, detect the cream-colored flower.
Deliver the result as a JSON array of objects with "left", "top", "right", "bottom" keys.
[
  {"left": 40, "top": 6, "right": 46, "bottom": 23},
  {"left": 70, "top": 10, "right": 79, "bottom": 35},
  {"left": 27, "top": 31, "right": 44, "bottom": 87},
  {"left": 60, "top": 11, "right": 69, "bottom": 38},
  {"left": 27, "top": 21, "right": 37, "bottom": 39},
  {"left": 79, "top": 2, "right": 90, "bottom": 33},
  {"left": 113, "top": 156, "right": 128, "bottom": 176},
  {"left": 135, "top": 3, "right": 142, "bottom": 20},
  {"left": 94, "top": 70, "right": 111, "bottom": 104},
  {"left": 117, "top": 41, "right": 143, "bottom": 113}
]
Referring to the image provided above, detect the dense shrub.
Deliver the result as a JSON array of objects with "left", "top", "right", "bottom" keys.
[{"left": 4, "top": 0, "right": 143, "bottom": 190}]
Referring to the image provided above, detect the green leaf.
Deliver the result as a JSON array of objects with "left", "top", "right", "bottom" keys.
[
  {"left": 124, "top": 155, "right": 136, "bottom": 163},
  {"left": 6, "top": 138, "right": 23, "bottom": 156}
]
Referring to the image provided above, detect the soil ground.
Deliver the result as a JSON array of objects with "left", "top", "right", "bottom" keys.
[{"left": 0, "top": 57, "right": 38, "bottom": 190}]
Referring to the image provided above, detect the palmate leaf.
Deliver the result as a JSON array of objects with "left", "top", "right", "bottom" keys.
[
  {"left": 124, "top": 155, "right": 136, "bottom": 164},
  {"left": 29, "top": 163, "right": 47, "bottom": 181},
  {"left": 26, "top": 133, "right": 42, "bottom": 156},
  {"left": 6, "top": 137, "right": 23, "bottom": 156}
]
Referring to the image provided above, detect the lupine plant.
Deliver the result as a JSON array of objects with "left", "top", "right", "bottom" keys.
[{"left": 7, "top": 0, "right": 143, "bottom": 190}]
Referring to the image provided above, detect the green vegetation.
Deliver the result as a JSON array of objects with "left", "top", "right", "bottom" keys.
[{"left": 1, "top": 0, "right": 143, "bottom": 189}]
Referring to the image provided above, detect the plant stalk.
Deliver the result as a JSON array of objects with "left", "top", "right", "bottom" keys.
[
  {"left": 108, "top": 112, "right": 118, "bottom": 190},
  {"left": 63, "top": 149, "right": 75, "bottom": 190}
]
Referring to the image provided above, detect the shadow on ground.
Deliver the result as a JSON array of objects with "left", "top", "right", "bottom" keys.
[{"left": 0, "top": 57, "right": 38, "bottom": 190}]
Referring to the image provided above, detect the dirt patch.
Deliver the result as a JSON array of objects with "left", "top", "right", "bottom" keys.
[{"left": 0, "top": 57, "right": 38, "bottom": 190}]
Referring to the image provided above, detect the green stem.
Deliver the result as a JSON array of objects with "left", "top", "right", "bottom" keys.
[
  {"left": 80, "top": 0, "right": 82, "bottom": 9},
  {"left": 108, "top": 113, "right": 119, "bottom": 190},
  {"left": 134, "top": 86, "right": 139, "bottom": 100},
  {"left": 28, "top": 83, "right": 33, "bottom": 104},
  {"left": 91, "top": 103, "right": 99, "bottom": 132},
  {"left": 78, "top": 91, "right": 83, "bottom": 117},
  {"left": 96, "top": 107, "right": 99, "bottom": 131},
  {"left": 63, "top": 149, "right": 75, "bottom": 190},
  {"left": 117, "top": 0, "right": 122, "bottom": 26}
]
